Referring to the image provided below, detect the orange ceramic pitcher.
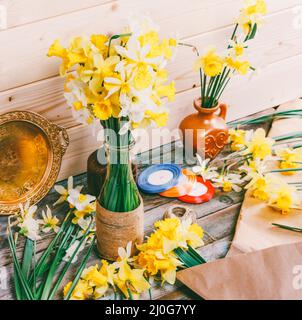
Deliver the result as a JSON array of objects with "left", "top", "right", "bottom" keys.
[{"left": 179, "top": 98, "right": 229, "bottom": 159}]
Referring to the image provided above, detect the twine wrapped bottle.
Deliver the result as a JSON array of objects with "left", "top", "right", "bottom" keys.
[{"left": 96, "top": 131, "right": 144, "bottom": 260}]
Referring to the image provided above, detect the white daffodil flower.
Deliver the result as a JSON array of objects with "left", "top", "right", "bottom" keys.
[
  {"left": 18, "top": 201, "right": 40, "bottom": 241},
  {"left": 104, "top": 66, "right": 135, "bottom": 99},
  {"left": 63, "top": 240, "right": 86, "bottom": 263},
  {"left": 125, "top": 14, "right": 160, "bottom": 37},
  {"left": 18, "top": 201, "right": 38, "bottom": 223},
  {"left": 115, "top": 36, "right": 161, "bottom": 70},
  {"left": 192, "top": 154, "right": 219, "bottom": 181},
  {"left": 67, "top": 189, "right": 96, "bottom": 212},
  {"left": 212, "top": 173, "right": 244, "bottom": 193},
  {"left": 54, "top": 176, "right": 83, "bottom": 206},
  {"left": 113, "top": 241, "right": 133, "bottom": 269},
  {"left": 64, "top": 79, "right": 88, "bottom": 107},
  {"left": 40, "top": 206, "right": 60, "bottom": 234},
  {"left": 239, "top": 158, "right": 269, "bottom": 181}
]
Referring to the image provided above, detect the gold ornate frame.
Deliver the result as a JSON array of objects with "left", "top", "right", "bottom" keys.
[{"left": 0, "top": 111, "right": 69, "bottom": 215}]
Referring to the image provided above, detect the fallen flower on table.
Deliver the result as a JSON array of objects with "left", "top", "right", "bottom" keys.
[
  {"left": 192, "top": 154, "right": 219, "bottom": 181},
  {"left": 243, "top": 128, "right": 274, "bottom": 160},
  {"left": 212, "top": 172, "right": 244, "bottom": 193},
  {"left": 267, "top": 180, "right": 301, "bottom": 215},
  {"left": 275, "top": 147, "right": 302, "bottom": 175},
  {"left": 64, "top": 217, "right": 206, "bottom": 300}
]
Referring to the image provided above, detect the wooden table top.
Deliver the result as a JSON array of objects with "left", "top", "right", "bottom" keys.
[{"left": 0, "top": 109, "right": 273, "bottom": 300}]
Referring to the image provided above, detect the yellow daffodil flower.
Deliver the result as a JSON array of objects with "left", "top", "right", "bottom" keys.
[
  {"left": 63, "top": 279, "right": 93, "bottom": 300},
  {"left": 144, "top": 110, "right": 169, "bottom": 128},
  {"left": 155, "top": 81, "right": 175, "bottom": 102},
  {"left": 136, "top": 249, "right": 182, "bottom": 285},
  {"left": 275, "top": 147, "right": 302, "bottom": 175},
  {"left": 48, "top": 17, "right": 176, "bottom": 132},
  {"left": 245, "top": 172, "right": 270, "bottom": 201},
  {"left": 267, "top": 180, "right": 300, "bottom": 215},
  {"left": 92, "top": 99, "right": 113, "bottom": 120},
  {"left": 229, "top": 128, "right": 247, "bottom": 151},
  {"left": 194, "top": 48, "right": 224, "bottom": 77},
  {"left": 212, "top": 173, "right": 244, "bottom": 192},
  {"left": 229, "top": 40, "right": 246, "bottom": 57},
  {"left": 244, "top": 128, "right": 274, "bottom": 160},
  {"left": 90, "top": 34, "right": 108, "bottom": 56},
  {"left": 114, "top": 259, "right": 150, "bottom": 299},
  {"left": 72, "top": 201, "right": 96, "bottom": 225},
  {"left": 133, "top": 65, "right": 153, "bottom": 90},
  {"left": 237, "top": 0, "right": 267, "bottom": 34},
  {"left": 225, "top": 57, "right": 251, "bottom": 75}
]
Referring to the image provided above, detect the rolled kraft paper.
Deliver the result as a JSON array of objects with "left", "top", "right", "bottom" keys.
[{"left": 96, "top": 198, "right": 144, "bottom": 261}]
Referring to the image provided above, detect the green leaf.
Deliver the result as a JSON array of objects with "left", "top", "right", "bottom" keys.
[
  {"left": 248, "top": 23, "right": 257, "bottom": 40},
  {"left": 7, "top": 227, "right": 34, "bottom": 300},
  {"left": 22, "top": 239, "right": 34, "bottom": 280}
]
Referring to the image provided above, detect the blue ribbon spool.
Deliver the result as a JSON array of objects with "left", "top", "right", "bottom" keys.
[{"left": 137, "top": 164, "right": 182, "bottom": 194}]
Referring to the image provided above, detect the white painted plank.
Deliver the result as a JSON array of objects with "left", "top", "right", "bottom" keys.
[
  {"left": 1, "top": 6, "right": 302, "bottom": 129},
  {"left": 0, "top": 0, "right": 300, "bottom": 91},
  {"left": 0, "top": 0, "right": 113, "bottom": 29}
]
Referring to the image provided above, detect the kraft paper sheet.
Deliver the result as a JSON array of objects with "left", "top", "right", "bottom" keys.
[
  {"left": 177, "top": 241, "right": 302, "bottom": 300},
  {"left": 176, "top": 99, "right": 302, "bottom": 299}
]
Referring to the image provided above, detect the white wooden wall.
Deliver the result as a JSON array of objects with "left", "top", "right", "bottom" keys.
[{"left": 1, "top": 0, "right": 302, "bottom": 180}]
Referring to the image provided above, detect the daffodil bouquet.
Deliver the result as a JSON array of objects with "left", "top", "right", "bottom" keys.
[
  {"left": 191, "top": 0, "right": 267, "bottom": 108},
  {"left": 48, "top": 16, "right": 177, "bottom": 212}
]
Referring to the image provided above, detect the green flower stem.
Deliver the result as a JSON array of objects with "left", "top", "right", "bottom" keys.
[
  {"left": 40, "top": 224, "right": 76, "bottom": 299},
  {"left": 64, "top": 236, "right": 96, "bottom": 300},
  {"left": 188, "top": 245, "right": 206, "bottom": 264},
  {"left": 13, "top": 266, "right": 22, "bottom": 300},
  {"left": 274, "top": 132, "right": 302, "bottom": 142},
  {"left": 272, "top": 223, "right": 302, "bottom": 233},
  {"left": 127, "top": 286, "right": 133, "bottom": 300},
  {"left": 7, "top": 224, "right": 34, "bottom": 300},
  {"left": 29, "top": 210, "right": 73, "bottom": 284},
  {"left": 100, "top": 118, "right": 140, "bottom": 212},
  {"left": 107, "top": 33, "right": 132, "bottom": 57},
  {"left": 48, "top": 220, "right": 94, "bottom": 300},
  {"left": 268, "top": 168, "right": 302, "bottom": 174}
]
